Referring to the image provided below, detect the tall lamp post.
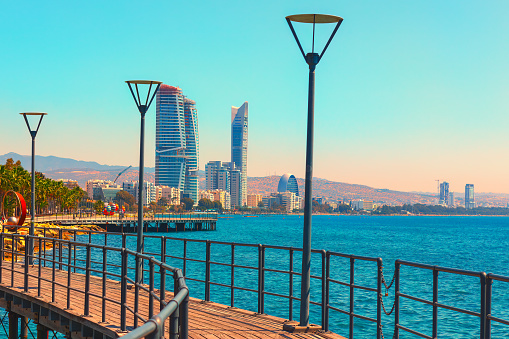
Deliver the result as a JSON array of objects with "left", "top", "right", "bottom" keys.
[
  {"left": 20, "top": 112, "right": 47, "bottom": 264},
  {"left": 285, "top": 14, "right": 343, "bottom": 327},
  {"left": 125, "top": 80, "right": 161, "bottom": 285}
]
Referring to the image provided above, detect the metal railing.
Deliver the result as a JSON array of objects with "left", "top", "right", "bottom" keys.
[
  {"left": 394, "top": 260, "right": 487, "bottom": 339},
  {"left": 0, "top": 231, "right": 189, "bottom": 339},
  {"left": 3, "top": 225, "right": 509, "bottom": 339}
]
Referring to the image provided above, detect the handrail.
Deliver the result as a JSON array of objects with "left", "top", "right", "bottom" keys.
[
  {"left": 0, "top": 231, "right": 189, "bottom": 339},
  {"left": 4, "top": 224, "right": 509, "bottom": 339}
]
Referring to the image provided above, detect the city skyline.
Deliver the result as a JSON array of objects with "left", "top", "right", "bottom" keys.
[{"left": 1, "top": 1, "right": 509, "bottom": 194}]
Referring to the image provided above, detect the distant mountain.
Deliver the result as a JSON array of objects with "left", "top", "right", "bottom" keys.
[
  {"left": 0, "top": 152, "right": 154, "bottom": 173},
  {"left": 247, "top": 176, "right": 437, "bottom": 205}
]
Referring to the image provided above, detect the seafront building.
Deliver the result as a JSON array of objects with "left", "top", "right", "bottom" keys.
[
  {"left": 86, "top": 180, "right": 121, "bottom": 201},
  {"left": 277, "top": 173, "right": 299, "bottom": 196},
  {"left": 56, "top": 179, "right": 79, "bottom": 190},
  {"left": 247, "top": 194, "right": 263, "bottom": 208},
  {"left": 439, "top": 182, "right": 450, "bottom": 206},
  {"left": 231, "top": 102, "right": 248, "bottom": 207},
  {"left": 465, "top": 184, "right": 475, "bottom": 209},
  {"left": 122, "top": 181, "right": 157, "bottom": 206},
  {"left": 155, "top": 84, "right": 199, "bottom": 204},
  {"left": 157, "top": 186, "right": 180, "bottom": 206}
]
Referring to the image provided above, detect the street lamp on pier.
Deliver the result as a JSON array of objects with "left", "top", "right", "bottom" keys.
[
  {"left": 20, "top": 112, "right": 47, "bottom": 264},
  {"left": 285, "top": 14, "right": 343, "bottom": 328},
  {"left": 125, "top": 80, "right": 161, "bottom": 284}
]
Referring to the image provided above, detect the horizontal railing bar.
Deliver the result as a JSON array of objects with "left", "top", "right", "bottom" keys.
[
  {"left": 397, "top": 292, "right": 432, "bottom": 306},
  {"left": 398, "top": 260, "right": 484, "bottom": 277},
  {"left": 328, "top": 305, "right": 350, "bottom": 316},
  {"left": 487, "top": 273, "right": 509, "bottom": 283},
  {"left": 328, "top": 251, "right": 381, "bottom": 262},
  {"left": 488, "top": 314, "right": 509, "bottom": 326},
  {"left": 435, "top": 302, "right": 480, "bottom": 317}
]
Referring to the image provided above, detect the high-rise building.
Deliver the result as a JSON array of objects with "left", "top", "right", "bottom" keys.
[
  {"left": 205, "top": 161, "right": 231, "bottom": 192},
  {"left": 448, "top": 192, "right": 455, "bottom": 207},
  {"left": 465, "top": 184, "right": 475, "bottom": 209},
  {"left": 229, "top": 167, "right": 242, "bottom": 208},
  {"left": 122, "top": 181, "right": 156, "bottom": 206},
  {"left": 277, "top": 173, "right": 299, "bottom": 196},
  {"left": 231, "top": 102, "right": 248, "bottom": 206},
  {"left": 155, "top": 84, "right": 199, "bottom": 204},
  {"left": 439, "top": 182, "right": 449, "bottom": 206}
]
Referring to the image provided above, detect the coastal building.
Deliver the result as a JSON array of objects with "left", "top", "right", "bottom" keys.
[
  {"left": 205, "top": 161, "right": 231, "bottom": 192},
  {"left": 200, "top": 189, "right": 230, "bottom": 210},
  {"left": 465, "top": 184, "right": 475, "bottom": 209},
  {"left": 230, "top": 167, "right": 242, "bottom": 208},
  {"left": 86, "top": 180, "right": 120, "bottom": 200},
  {"left": 157, "top": 186, "right": 180, "bottom": 206},
  {"left": 121, "top": 181, "right": 156, "bottom": 206},
  {"left": 247, "top": 194, "right": 263, "bottom": 208},
  {"left": 155, "top": 84, "right": 199, "bottom": 205},
  {"left": 439, "top": 182, "right": 450, "bottom": 206},
  {"left": 57, "top": 179, "right": 79, "bottom": 190},
  {"left": 448, "top": 192, "right": 455, "bottom": 207},
  {"left": 231, "top": 102, "right": 248, "bottom": 207},
  {"left": 351, "top": 200, "right": 375, "bottom": 211},
  {"left": 277, "top": 173, "right": 299, "bottom": 196}
]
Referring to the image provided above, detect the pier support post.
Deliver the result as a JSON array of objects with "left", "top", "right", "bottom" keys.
[
  {"left": 8, "top": 312, "right": 18, "bottom": 339},
  {"left": 20, "top": 316, "right": 27, "bottom": 339},
  {"left": 37, "top": 324, "right": 49, "bottom": 339}
]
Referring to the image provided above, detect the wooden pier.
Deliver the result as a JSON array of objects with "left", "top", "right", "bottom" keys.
[
  {"left": 0, "top": 262, "right": 345, "bottom": 339},
  {"left": 35, "top": 214, "right": 217, "bottom": 233}
]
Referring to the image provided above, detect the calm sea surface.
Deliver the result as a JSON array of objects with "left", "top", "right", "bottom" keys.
[
  {"left": 145, "top": 215, "right": 509, "bottom": 338},
  {"left": 2, "top": 215, "right": 508, "bottom": 338}
]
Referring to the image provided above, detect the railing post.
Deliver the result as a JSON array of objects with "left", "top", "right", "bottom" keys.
[
  {"left": 8, "top": 312, "right": 18, "bottom": 339},
  {"left": 170, "top": 274, "right": 180, "bottom": 339},
  {"left": 67, "top": 244, "right": 72, "bottom": 310},
  {"left": 134, "top": 253, "right": 140, "bottom": 328},
  {"left": 120, "top": 249, "right": 127, "bottom": 332},
  {"left": 289, "top": 248, "right": 294, "bottom": 321},
  {"left": 102, "top": 247, "right": 107, "bottom": 323},
  {"left": 160, "top": 266, "right": 166, "bottom": 336},
  {"left": 321, "top": 250, "right": 327, "bottom": 330},
  {"left": 394, "top": 260, "right": 400, "bottom": 339},
  {"left": 349, "top": 256, "right": 354, "bottom": 339},
  {"left": 486, "top": 274, "right": 492, "bottom": 339},
  {"left": 181, "top": 291, "right": 189, "bottom": 339},
  {"left": 51, "top": 239, "right": 56, "bottom": 303},
  {"left": 324, "top": 251, "right": 330, "bottom": 332},
  {"left": 433, "top": 268, "right": 438, "bottom": 339},
  {"left": 258, "top": 244, "right": 265, "bottom": 314},
  {"left": 231, "top": 244, "right": 235, "bottom": 307},
  {"left": 480, "top": 273, "right": 487, "bottom": 339},
  {"left": 38, "top": 238, "right": 42, "bottom": 297},
  {"left": 205, "top": 240, "right": 211, "bottom": 301},
  {"left": 24, "top": 236, "right": 29, "bottom": 292},
  {"left": 58, "top": 229, "right": 63, "bottom": 270},
  {"left": 149, "top": 260, "right": 155, "bottom": 319},
  {"left": 84, "top": 245, "right": 91, "bottom": 316},
  {"left": 377, "top": 258, "right": 382, "bottom": 339}
]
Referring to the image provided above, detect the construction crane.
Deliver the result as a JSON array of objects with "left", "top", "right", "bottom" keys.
[{"left": 113, "top": 165, "right": 132, "bottom": 183}]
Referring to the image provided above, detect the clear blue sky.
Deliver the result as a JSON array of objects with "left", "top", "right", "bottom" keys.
[{"left": 1, "top": 1, "right": 508, "bottom": 193}]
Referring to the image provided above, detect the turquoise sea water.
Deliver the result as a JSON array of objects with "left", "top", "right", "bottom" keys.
[
  {"left": 2, "top": 215, "right": 509, "bottom": 338},
  {"left": 141, "top": 215, "right": 509, "bottom": 338}
]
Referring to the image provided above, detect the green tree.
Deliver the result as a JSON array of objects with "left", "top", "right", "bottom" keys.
[
  {"left": 94, "top": 200, "right": 104, "bottom": 213},
  {"left": 182, "top": 198, "right": 194, "bottom": 211},
  {"left": 157, "top": 197, "right": 169, "bottom": 207},
  {"left": 114, "top": 190, "right": 136, "bottom": 208}
]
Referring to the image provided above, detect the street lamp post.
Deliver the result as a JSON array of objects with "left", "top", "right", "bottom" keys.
[
  {"left": 285, "top": 14, "right": 343, "bottom": 327},
  {"left": 20, "top": 112, "right": 47, "bottom": 264},
  {"left": 125, "top": 80, "right": 161, "bottom": 285}
]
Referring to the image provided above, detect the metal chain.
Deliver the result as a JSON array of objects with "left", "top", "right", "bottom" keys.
[
  {"left": 379, "top": 293, "right": 395, "bottom": 316},
  {"left": 380, "top": 266, "right": 396, "bottom": 295},
  {"left": 380, "top": 323, "right": 396, "bottom": 339}
]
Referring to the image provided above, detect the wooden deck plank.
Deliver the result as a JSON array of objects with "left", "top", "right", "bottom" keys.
[{"left": 0, "top": 262, "right": 345, "bottom": 339}]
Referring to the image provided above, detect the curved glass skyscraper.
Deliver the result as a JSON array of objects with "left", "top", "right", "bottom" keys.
[{"left": 155, "top": 84, "right": 199, "bottom": 204}]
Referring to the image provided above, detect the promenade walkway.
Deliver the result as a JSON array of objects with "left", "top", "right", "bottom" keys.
[{"left": 0, "top": 262, "right": 345, "bottom": 339}]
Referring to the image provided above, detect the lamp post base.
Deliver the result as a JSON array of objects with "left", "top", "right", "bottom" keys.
[{"left": 283, "top": 321, "right": 322, "bottom": 333}]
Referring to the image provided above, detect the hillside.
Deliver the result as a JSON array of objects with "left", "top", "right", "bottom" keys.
[{"left": 247, "top": 176, "right": 436, "bottom": 205}]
